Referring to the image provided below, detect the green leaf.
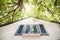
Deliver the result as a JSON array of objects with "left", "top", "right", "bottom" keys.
[
  {"left": 11, "top": 0, "right": 15, "bottom": 2},
  {"left": 0, "top": 5, "right": 7, "bottom": 11}
]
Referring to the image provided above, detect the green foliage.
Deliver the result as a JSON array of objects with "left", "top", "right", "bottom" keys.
[
  {"left": 0, "top": 0, "right": 60, "bottom": 26},
  {"left": 57, "top": 0, "right": 60, "bottom": 6},
  {"left": 0, "top": 0, "right": 7, "bottom": 11}
]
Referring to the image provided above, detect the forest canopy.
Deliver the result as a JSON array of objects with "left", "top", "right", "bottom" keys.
[{"left": 0, "top": 0, "right": 60, "bottom": 26}]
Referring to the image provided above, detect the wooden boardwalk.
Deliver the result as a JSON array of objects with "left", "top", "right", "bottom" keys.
[{"left": 0, "top": 17, "right": 60, "bottom": 40}]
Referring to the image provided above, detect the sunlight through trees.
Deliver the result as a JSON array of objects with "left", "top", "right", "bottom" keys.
[{"left": 0, "top": 0, "right": 60, "bottom": 26}]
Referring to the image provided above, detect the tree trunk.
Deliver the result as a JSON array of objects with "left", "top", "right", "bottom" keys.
[{"left": 18, "top": 0, "right": 24, "bottom": 11}]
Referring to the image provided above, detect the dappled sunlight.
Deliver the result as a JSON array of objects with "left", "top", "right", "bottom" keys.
[
  {"left": 0, "top": 0, "right": 60, "bottom": 26},
  {"left": 24, "top": 3, "right": 31, "bottom": 12},
  {"left": 21, "top": 3, "right": 36, "bottom": 17},
  {"left": 24, "top": 3, "right": 35, "bottom": 12}
]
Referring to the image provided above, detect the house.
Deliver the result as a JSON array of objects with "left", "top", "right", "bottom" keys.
[{"left": 0, "top": 17, "right": 60, "bottom": 40}]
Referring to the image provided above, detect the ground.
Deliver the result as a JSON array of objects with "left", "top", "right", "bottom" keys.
[{"left": 0, "top": 17, "right": 60, "bottom": 40}]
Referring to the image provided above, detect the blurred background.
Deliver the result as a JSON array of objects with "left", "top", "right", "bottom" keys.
[{"left": 0, "top": 0, "right": 60, "bottom": 26}]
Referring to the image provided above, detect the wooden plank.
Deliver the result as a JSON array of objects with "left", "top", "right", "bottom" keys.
[{"left": 22, "top": 34, "right": 40, "bottom": 37}]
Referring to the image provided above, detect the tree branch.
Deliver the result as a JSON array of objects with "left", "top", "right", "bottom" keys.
[
  {"left": 0, "top": 6, "right": 18, "bottom": 19},
  {"left": 0, "top": 2, "right": 18, "bottom": 6},
  {"left": 44, "top": 5, "right": 54, "bottom": 15},
  {"left": 6, "top": 2, "right": 18, "bottom": 5},
  {"left": 44, "top": 5, "right": 57, "bottom": 20}
]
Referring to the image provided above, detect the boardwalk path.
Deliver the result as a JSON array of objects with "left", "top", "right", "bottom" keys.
[{"left": 0, "top": 17, "right": 60, "bottom": 40}]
